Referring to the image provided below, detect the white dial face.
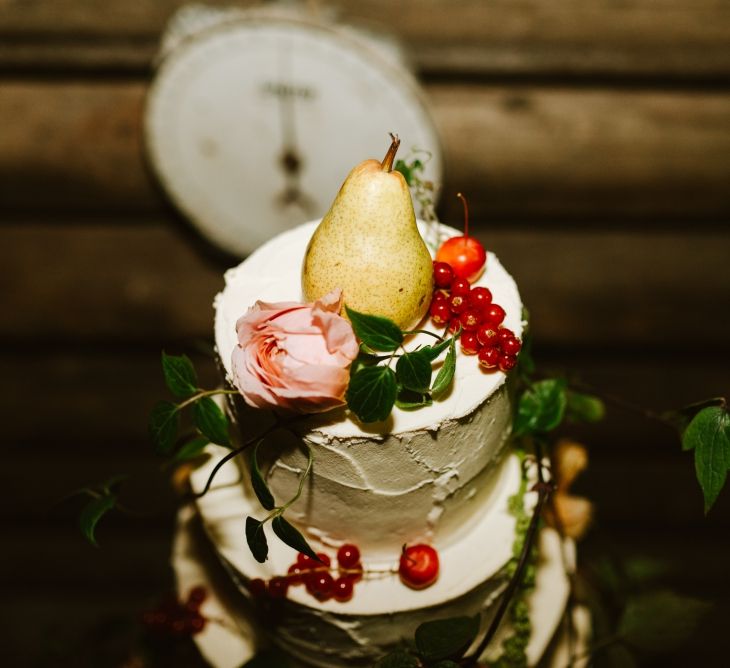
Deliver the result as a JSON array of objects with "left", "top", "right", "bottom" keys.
[{"left": 145, "top": 17, "right": 442, "bottom": 257}]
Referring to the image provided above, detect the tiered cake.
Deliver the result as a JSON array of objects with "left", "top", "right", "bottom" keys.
[{"left": 172, "top": 218, "right": 586, "bottom": 667}]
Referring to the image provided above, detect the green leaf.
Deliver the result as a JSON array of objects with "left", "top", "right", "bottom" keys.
[
  {"left": 374, "top": 649, "right": 420, "bottom": 668},
  {"left": 396, "top": 350, "right": 432, "bottom": 393},
  {"left": 345, "top": 306, "right": 403, "bottom": 352},
  {"left": 682, "top": 406, "right": 730, "bottom": 512},
  {"left": 516, "top": 328, "right": 535, "bottom": 378},
  {"left": 346, "top": 365, "right": 398, "bottom": 423},
  {"left": 242, "top": 647, "right": 291, "bottom": 668},
  {"left": 421, "top": 336, "right": 452, "bottom": 361},
  {"left": 431, "top": 338, "right": 456, "bottom": 396},
  {"left": 250, "top": 440, "right": 276, "bottom": 511},
  {"left": 149, "top": 400, "right": 179, "bottom": 454},
  {"left": 566, "top": 390, "right": 605, "bottom": 423},
  {"left": 193, "top": 396, "right": 231, "bottom": 447},
  {"left": 618, "top": 590, "right": 711, "bottom": 652},
  {"left": 394, "top": 158, "right": 423, "bottom": 187},
  {"left": 245, "top": 516, "right": 268, "bottom": 563},
  {"left": 79, "top": 494, "right": 117, "bottom": 547},
  {"left": 414, "top": 615, "right": 480, "bottom": 662},
  {"left": 161, "top": 351, "right": 198, "bottom": 399},
  {"left": 172, "top": 436, "right": 209, "bottom": 463},
  {"left": 350, "top": 351, "right": 381, "bottom": 376},
  {"left": 431, "top": 662, "right": 461, "bottom": 668},
  {"left": 395, "top": 389, "right": 432, "bottom": 410},
  {"left": 271, "top": 515, "right": 318, "bottom": 561},
  {"left": 514, "top": 379, "right": 567, "bottom": 436}
]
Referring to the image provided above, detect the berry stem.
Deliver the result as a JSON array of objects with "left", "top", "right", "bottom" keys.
[
  {"left": 381, "top": 133, "right": 400, "bottom": 172},
  {"left": 456, "top": 192, "right": 470, "bottom": 238}
]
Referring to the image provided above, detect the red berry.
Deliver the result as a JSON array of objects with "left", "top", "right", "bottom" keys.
[
  {"left": 431, "top": 290, "right": 449, "bottom": 304},
  {"left": 433, "top": 261, "right": 454, "bottom": 289},
  {"left": 430, "top": 301, "right": 451, "bottom": 325},
  {"left": 306, "top": 571, "right": 334, "bottom": 601},
  {"left": 498, "top": 354, "right": 518, "bottom": 372},
  {"left": 460, "top": 331, "right": 480, "bottom": 355},
  {"left": 337, "top": 544, "right": 361, "bottom": 569},
  {"left": 297, "top": 553, "right": 318, "bottom": 569},
  {"left": 476, "top": 324, "right": 499, "bottom": 347},
  {"left": 497, "top": 327, "right": 514, "bottom": 343},
  {"left": 316, "top": 552, "right": 332, "bottom": 568},
  {"left": 468, "top": 286, "right": 493, "bottom": 311},
  {"left": 399, "top": 544, "right": 440, "bottom": 590},
  {"left": 189, "top": 613, "right": 206, "bottom": 634},
  {"left": 478, "top": 347, "right": 500, "bottom": 369},
  {"left": 484, "top": 303, "right": 506, "bottom": 326},
  {"left": 450, "top": 277, "right": 471, "bottom": 296},
  {"left": 501, "top": 336, "right": 522, "bottom": 356},
  {"left": 287, "top": 563, "right": 306, "bottom": 585},
  {"left": 447, "top": 317, "right": 461, "bottom": 335},
  {"left": 459, "top": 309, "right": 481, "bottom": 331},
  {"left": 345, "top": 564, "right": 364, "bottom": 583},
  {"left": 435, "top": 236, "right": 486, "bottom": 282},
  {"left": 268, "top": 576, "right": 289, "bottom": 599},
  {"left": 333, "top": 577, "right": 354, "bottom": 602},
  {"left": 187, "top": 586, "right": 207, "bottom": 606},
  {"left": 448, "top": 293, "right": 468, "bottom": 314},
  {"left": 249, "top": 578, "right": 267, "bottom": 598}
]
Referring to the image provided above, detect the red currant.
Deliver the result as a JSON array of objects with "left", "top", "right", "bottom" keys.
[
  {"left": 432, "top": 261, "right": 454, "bottom": 289},
  {"left": 430, "top": 301, "right": 451, "bottom": 325},
  {"left": 399, "top": 544, "right": 440, "bottom": 590},
  {"left": 468, "top": 286, "right": 493, "bottom": 311},
  {"left": 498, "top": 354, "right": 518, "bottom": 372},
  {"left": 306, "top": 571, "right": 335, "bottom": 601},
  {"left": 187, "top": 586, "right": 207, "bottom": 605},
  {"left": 333, "top": 577, "right": 355, "bottom": 602},
  {"left": 447, "top": 317, "right": 461, "bottom": 335},
  {"left": 268, "top": 576, "right": 289, "bottom": 599},
  {"left": 497, "top": 327, "right": 514, "bottom": 343},
  {"left": 459, "top": 309, "right": 481, "bottom": 331},
  {"left": 345, "top": 565, "right": 364, "bottom": 583},
  {"left": 450, "top": 277, "right": 471, "bottom": 296},
  {"left": 476, "top": 324, "right": 499, "bottom": 347},
  {"left": 448, "top": 293, "right": 468, "bottom": 314},
  {"left": 484, "top": 303, "right": 506, "bottom": 326},
  {"left": 478, "top": 347, "right": 500, "bottom": 369},
  {"left": 460, "top": 331, "right": 480, "bottom": 355},
  {"left": 337, "top": 544, "right": 361, "bottom": 569},
  {"left": 190, "top": 613, "right": 206, "bottom": 634},
  {"left": 431, "top": 290, "right": 449, "bottom": 304},
  {"left": 297, "top": 553, "right": 318, "bottom": 569},
  {"left": 287, "top": 563, "right": 306, "bottom": 585},
  {"left": 502, "top": 336, "right": 522, "bottom": 356},
  {"left": 249, "top": 578, "right": 267, "bottom": 598},
  {"left": 316, "top": 552, "right": 332, "bottom": 568}
]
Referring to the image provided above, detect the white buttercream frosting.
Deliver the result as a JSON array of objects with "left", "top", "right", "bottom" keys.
[{"left": 214, "top": 220, "right": 524, "bottom": 558}]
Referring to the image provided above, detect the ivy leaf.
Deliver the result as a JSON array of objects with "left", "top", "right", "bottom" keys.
[
  {"left": 172, "top": 436, "right": 209, "bottom": 463},
  {"left": 618, "top": 590, "right": 711, "bottom": 652},
  {"left": 161, "top": 351, "right": 198, "bottom": 399},
  {"left": 250, "top": 441, "right": 276, "bottom": 511},
  {"left": 414, "top": 615, "right": 480, "bottom": 662},
  {"left": 242, "top": 647, "right": 291, "bottom": 668},
  {"left": 346, "top": 365, "right": 398, "bottom": 423},
  {"left": 566, "top": 390, "right": 605, "bottom": 423},
  {"left": 271, "top": 515, "right": 318, "bottom": 561},
  {"left": 193, "top": 397, "right": 231, "bottom": 447},
  {"left": 351, "top": 351, "right": 381, "bottom": 376},
  {"left": 396, "top": 350, "right": 432, "bottom": 393},
  {"left": 395, "top": 389, "right": 433, "bottom": 410},
  {"left": 79, "top": 493, "right": 117, "bottom": 547},
  {"left": 682, "top": 406, "right": 730, "bottom": 512},
  {"left": 514, "top": 379, "right": 567, "bottom": 436},
  {"left": 374, "top": 649, "right": 420, "bottom": 668},
  {"left": 421, "top": 336, "right": 452, "bottom": 361},
  {"left": 431, "top": 338, "right": 456, "bottom": 396},
  {"left": 149, "top": 400, "right": 179, "bottom": 454},
  {"left": 245, "top": 516, "right": 269, "bottom": 563},
  {"left": 345, "top": 306, "right": 403, "bottom": 352}
]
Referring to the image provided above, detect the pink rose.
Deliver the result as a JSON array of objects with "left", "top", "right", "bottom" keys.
[{"left": 231, "top": 289, "right": 359, "bottom": 413}]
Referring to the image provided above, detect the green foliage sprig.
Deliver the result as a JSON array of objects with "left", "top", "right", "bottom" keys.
[{"left": 344, "top": 306, "right": 459, "bottom": 423}]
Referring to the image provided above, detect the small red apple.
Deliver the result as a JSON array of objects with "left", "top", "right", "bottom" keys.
[
  {"left": 435, "top": 193, "right": 486, "bottom": 281},
  {"left": 399, "top": 543, "right": 440, "bottom": 589}
]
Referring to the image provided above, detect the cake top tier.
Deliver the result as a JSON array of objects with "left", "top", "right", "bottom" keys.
[{"left": 214, "top": 220, "right": 524, "bottom": 436}]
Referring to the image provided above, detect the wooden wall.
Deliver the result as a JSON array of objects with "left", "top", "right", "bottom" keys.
[{"left": 2, "top": 1, "right": 729, "bottom": 665}]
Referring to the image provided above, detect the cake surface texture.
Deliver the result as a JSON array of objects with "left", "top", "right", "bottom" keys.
[{"left": 181, "top": 219, "right": 583, "bottom": 666}]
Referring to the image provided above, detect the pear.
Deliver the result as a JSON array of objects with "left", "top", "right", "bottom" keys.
[{"left": 302, "top": 134, "right": 433, "bottom": 330}]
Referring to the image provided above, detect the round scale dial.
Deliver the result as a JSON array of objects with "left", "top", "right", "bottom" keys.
[{"left": 145, "top": 14, "right": 442, "bottom": 257}]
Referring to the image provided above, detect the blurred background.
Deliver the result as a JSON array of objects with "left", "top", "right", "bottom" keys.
[{"left": 1, "top": 1, "right": 729, "bottom": 666}]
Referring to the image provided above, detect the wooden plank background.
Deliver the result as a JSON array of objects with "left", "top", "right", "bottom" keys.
[{"left": 2, "top": 1, "right": 729, "bottom": 665}]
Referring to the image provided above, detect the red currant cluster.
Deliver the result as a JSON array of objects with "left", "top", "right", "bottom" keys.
[
  {"left": 141, "top": 586, "right": 208, "bottom": 637},
  {"left": 249, "top": 544, "right": 364, "bottom": 604},
  {"left": 430, "top": 261, "right": 522, "bottom": 372}
]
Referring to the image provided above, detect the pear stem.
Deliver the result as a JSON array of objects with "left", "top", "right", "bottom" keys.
[
  {"left": 381, "top": 133, "right": 401, "bottom": 172},
  {"left": 457, "top": 192, "right": 470, "bottom": 238}
]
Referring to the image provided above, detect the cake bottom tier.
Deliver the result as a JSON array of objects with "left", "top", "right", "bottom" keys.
[{"left": 177, "top": 451, "right": 591, "bottom": 667}]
